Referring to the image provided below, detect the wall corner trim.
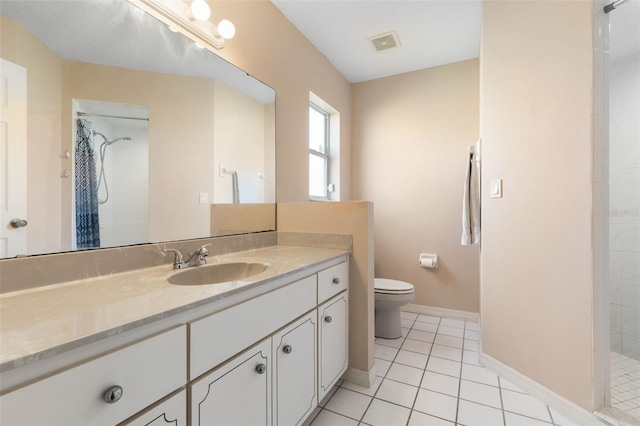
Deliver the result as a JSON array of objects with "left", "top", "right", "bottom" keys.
[
  {"left": 342, "top": 361, "right": 380, "bottom": 388},
  {"left": 479, "top": 352, "right": 601, "bottom": 426}
]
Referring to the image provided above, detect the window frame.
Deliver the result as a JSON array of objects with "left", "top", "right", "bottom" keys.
[{"left": 309, "top": 102, "right": 330, "bottom": 201}]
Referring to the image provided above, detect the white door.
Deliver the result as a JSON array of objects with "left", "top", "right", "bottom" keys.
[
  {"left": 0, "top": 59, "right": 27, "bottom": 258},
  {"left": 273, "top": 312, "right": 317, "bottom": 426},
  {"left": 190, "top": 339, "right": 272, "bottom": 426},
  {"left": 318, "top": 293, "right": 349, "bottom": 401}
]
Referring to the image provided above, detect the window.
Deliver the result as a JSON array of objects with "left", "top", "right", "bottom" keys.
[{"left": 309, "top": 103, "right": 329, "bottom": 199}]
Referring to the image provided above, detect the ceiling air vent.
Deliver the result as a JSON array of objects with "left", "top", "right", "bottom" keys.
[{"left": 369, "top": 31, "right": 400, "bottom": 52}]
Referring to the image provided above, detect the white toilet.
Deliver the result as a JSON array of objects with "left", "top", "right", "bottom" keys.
[{"left": 374, "top": 278, "right": 415, "bottom": 339}]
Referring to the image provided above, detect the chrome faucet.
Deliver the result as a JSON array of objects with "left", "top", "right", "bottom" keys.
[{"left": 163, "top": 244, "right": 210, "bottom": 269}]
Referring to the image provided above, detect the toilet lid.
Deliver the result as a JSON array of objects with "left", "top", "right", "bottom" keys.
[{"left": 374, "top": 278, "right": 415, "bottom": 295}]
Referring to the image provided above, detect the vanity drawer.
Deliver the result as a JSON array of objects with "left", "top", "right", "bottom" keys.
[
  {"left": 190, "top": 275, "right": 317, "bottom": 380},
  {"left": 318, "top": 261, "right": 349, "bottom": 303},
  {"left": 0, "top": 326, "right": 186, "bottom": 426}
]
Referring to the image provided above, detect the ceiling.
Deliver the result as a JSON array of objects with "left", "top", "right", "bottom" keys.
[{"left": 271, "top": 0, "right": 482, "bottom": 83}]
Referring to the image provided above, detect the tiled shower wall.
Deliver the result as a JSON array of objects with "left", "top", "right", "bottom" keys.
[
  {"left": 96, "top": 125, "right": 149, "bottom": 249},
  {"left": 609, "top": 52, "right": 640, "bottom": 361}
]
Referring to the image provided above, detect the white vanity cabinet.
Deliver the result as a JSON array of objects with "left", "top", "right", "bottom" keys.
[
  {"left": 191, "top": 311, "right": 318, "bottom": 426},
  {"left": 188, "top": 259, "right": 349, "bottom": 426},
  {"left": 0, "top": 326, "right": 186, "bottom": 426},
  {"left": 316, "top": 261, "right": 350, "bottom": 401},
  {"left": 0, "top": 255, "right": 350, "bottom": 426}
]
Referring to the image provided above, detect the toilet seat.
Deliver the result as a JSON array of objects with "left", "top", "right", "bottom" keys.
[{"left": 374, "top": 278, "right": 414, "bottom": 295}]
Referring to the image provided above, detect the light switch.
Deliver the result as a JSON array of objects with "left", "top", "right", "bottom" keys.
[
  {"left": 491, "top": 179, "right": 502, "bottom": 199},
  {"left": 199, "top": 192, "right": 208, "bottom": 204}
]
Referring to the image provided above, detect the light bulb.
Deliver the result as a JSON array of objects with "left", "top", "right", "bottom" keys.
[
  {"left": 217, "top": 19, "right": 235, "bottom": 39},
  {"left": 189, "top": 0, "right": 210, "bottom": 21}
]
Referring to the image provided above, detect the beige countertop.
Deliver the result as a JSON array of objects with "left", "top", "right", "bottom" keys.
[{"left": 0, "top": 245, "right": 348, "bottom": 373}]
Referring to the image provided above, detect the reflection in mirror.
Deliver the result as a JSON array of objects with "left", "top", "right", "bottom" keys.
[
  {"left": 0, "top": 0, "right": 275, "bottom": 259},
  {"left": 73, "top": 100, "right": 150, "bottom": 250}
]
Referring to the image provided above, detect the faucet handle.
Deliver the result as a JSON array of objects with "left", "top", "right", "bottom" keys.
[
  {"left": 198, "top": 244, "right": 211, "bottom": 257},
  {"left": 162, "top": 248, "right": 186, "bottom": 269}
]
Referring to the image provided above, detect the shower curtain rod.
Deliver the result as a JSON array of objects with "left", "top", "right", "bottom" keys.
[
  {"left": 604, "top": 0, "right": 628, "bottom": 13},
  {"left": 77, "top": 111, "right": 149, "bottom": 122}
]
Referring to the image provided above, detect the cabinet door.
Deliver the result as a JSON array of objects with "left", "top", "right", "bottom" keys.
[
  {"left": 190, "top": 339, "right": 271, "bottom": 426},
  {"left": 318, "top": 292, "right": 349, "bottom": 401},
  {"left": 120, "top": 389, "right": 186, "bottom": 426},
  {"left": 272, "top": 312, "right": 317, "bottom": 426}
]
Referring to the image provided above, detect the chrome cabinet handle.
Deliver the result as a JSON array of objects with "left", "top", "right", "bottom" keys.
[
  {"left": 332, "top": 278, "right": 340, "bottom": 285},
  {"left": 324, "top": 316, "right": 333, "bottom": 323},
  {"left": 255, "top": 364, "right": 266, "bottom": 374},
  {"left": 9, "top": 218, "right": 28, "bottom": 228},
  {"left": 283, "top": 345, "right": 293, "bottom": 354},
  {"left": 103, "top": 385, "right": 123, "bottom": 404}
]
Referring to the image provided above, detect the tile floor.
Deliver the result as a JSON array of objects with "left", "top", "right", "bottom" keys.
[
  {"left": 610, "top": 351, "right": 640, "bottom": 419},
  {"left": 306, "top": 312, "right": 583, "bottom": 426}
]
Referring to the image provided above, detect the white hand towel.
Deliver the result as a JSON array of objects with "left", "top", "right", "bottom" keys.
[
  {"left": 462, "top": 141, "right": 481, "bottom": 245},
  {"left": 237, "top": 171, "right": 263, "bottom": 203}
]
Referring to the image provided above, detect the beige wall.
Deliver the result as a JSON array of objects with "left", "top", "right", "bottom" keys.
[
  {"left": 278, "top": 202, "right": 375, "bottom": 374},
  {"left": 481, "top": 1, "right": 594, "bottom": 410},
  {"left": 210, "top": 203, "right": 275, "bottom": 236},
  {"left": 352, "top": 60, "right": 480, "bottom": 313},
  {"left": 1, "top": 15, "right": 63, "bottom": 255},
  {"left": 213, "top": 80, "right": 271, "bottom": 203},
  {"left": 209, "top": 0, "right": 352, "bottom": 202}
]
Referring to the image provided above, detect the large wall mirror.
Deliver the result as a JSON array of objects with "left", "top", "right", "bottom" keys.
[{"left": 0, "top": 0, "right": 276, "bottom": 259}]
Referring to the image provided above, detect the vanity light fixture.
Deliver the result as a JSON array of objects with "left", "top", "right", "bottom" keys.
[{"left": 129, "top": 0, "right": 235, "bottom": 49}]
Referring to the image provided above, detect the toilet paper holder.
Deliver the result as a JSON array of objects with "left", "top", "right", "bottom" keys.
[{"left": 418, "top": 253, "right": 438, "bottom": 268}]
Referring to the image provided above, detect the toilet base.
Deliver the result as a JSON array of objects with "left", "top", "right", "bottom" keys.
[
  {"left": 375, "top": 308, "right": 403, "bottom": 339},
  {"left": 374, "top": 290, "right": 415, "bottom": 339}
]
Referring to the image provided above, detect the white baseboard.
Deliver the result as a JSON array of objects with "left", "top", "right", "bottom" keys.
[
  {"left": 594, "top": 407, "right": 640, "bottom": 426},
  {"left": 402, "top": 304, "right": 479, "bottom": 323},
  {"left": 342, "top": 360, "right": 380, "bottom": 388},
  {"left": 479, "top": 352, "right": 602, "bottom": 426}
]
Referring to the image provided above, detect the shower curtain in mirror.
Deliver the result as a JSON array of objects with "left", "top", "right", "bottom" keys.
[{"left": 75, "top": 118, "right": 101, "bottom": 248}]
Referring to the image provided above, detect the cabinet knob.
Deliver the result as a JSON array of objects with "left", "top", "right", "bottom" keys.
[
  {"left": 103, "top": 385, "right": 123, "bottom": 404},
  {"left": 255, "top": 363, "right": 267, "bottom": 374},
  {"left": 283, "top": 344, "right": 293, "bottom": 354},
  {"left": 332, "top": 278, "right": 340, "bottom": 285},
  {"left": 324, "top": 316, "right": 333, "bottom": 323}
]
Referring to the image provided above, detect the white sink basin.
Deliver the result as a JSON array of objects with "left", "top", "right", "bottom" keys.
[{"left": 167, "top": 262, "right": 270, "bottom": 286}]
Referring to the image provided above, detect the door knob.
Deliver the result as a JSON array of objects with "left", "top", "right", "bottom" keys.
[
  {"left": 283, "top": 345, "right": 293, "bottom": 354},
  {"left": 9, "top": 218, "right": 28, "bottom": 228}
]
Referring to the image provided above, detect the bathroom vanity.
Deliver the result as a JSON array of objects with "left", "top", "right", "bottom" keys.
[{"left": 0, "top": 245, "right": 349, "bottom": 425}]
